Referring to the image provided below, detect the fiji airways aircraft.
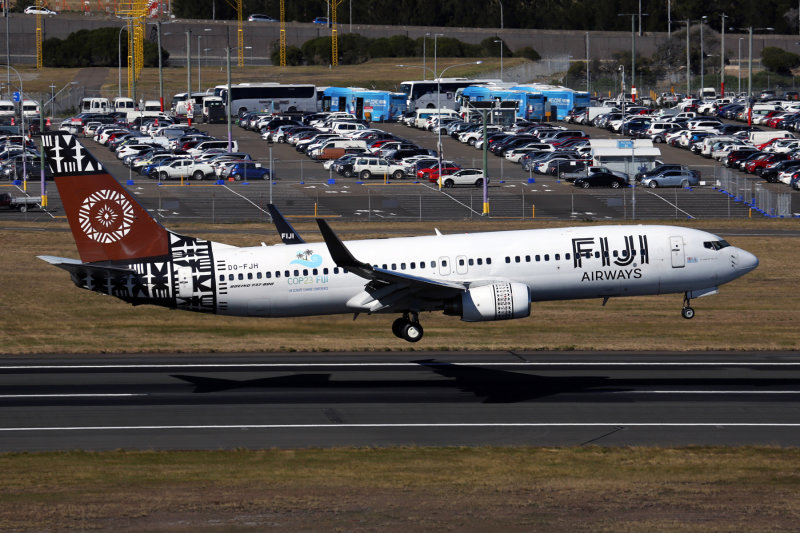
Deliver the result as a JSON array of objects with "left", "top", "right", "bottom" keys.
[{"left": 39, "top": 132, "right": 758, "bottom": 342}]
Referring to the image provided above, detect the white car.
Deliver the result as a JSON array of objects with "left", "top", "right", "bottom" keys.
[
  {"left": 440, "top": 168, "right": 489, "bottom": 188},
  {"left": 24, "top": 6, "right": 57, "bottom": 14}
]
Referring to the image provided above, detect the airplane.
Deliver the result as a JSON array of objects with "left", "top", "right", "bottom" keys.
[{"left": 38, "top": 131, "right": 759, "bottom": 343}]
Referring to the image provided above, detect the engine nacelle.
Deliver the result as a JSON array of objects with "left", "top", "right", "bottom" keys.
[{"left": 444, "top": 282, "right": 531, "bottom": 322}]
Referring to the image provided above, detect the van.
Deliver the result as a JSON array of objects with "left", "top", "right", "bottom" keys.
[
  {"left": 414, "top": 108, "right": 458, "bottom": 129},
  {"left": 80, "top": 97, "right": 110, "bottom": 113},
  {"left": 0, "top": 100, "right": 14, "bottom": 118},
  {"left": 21, "top": 100, "right": 40, "bottom": 119}
]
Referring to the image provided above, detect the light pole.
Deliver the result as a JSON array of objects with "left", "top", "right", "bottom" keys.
[
  {"left": 45, "top": 81, "right": 77, "bottom": 118},
  {"left": 397, "top": 60, "right": 484, "bottom": 200},
  {"left": 720, "top": 13, "right": 728, "bottom": 96},
  {"left": 618, "top": 12, "right": 647, "bottom": 102},
  {"left": 494, "top": 39, "right": 503, "bottom": 81},
  {"left": 738, "top": 37, "right": 743, "bottom": 94},
  {"left": 731, "top": 26, "right": 774, "bottom": 124},
  {"left": 700, "top": 15, "right": 707, "bottom": 93}
]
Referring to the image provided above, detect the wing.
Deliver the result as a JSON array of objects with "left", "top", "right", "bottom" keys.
[{"left": 315, "top": 219, "right": 466, "bottom": 313}]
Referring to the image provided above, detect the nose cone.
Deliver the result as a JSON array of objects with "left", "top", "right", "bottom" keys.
[{"left": 736, "top": 248, "right": 759, "bottom": 274}]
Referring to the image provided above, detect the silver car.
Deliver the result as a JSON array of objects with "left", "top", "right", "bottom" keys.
[{"left": 640, "top": 169, "right": 700, "bottom": 188}]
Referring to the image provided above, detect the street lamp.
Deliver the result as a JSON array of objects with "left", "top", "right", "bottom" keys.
[
  {"left": 45, "top": 81, "right": 78, "bottom": 118},
  {"left": 731, "top": 26, "right": 775, "bottom": 124},
  {"left": 618, "top": 12, "right": 647, "bottom": 102},
  {"left": 494, "top": 39, "right": 503, "bottom": 81},
  {"left": 396, "top": 60, "right": 484, "bottom": 202}
]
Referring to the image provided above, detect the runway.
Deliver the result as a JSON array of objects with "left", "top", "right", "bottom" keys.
[{"left": 2, "top": 351, "right": 800, "bottom": 451}]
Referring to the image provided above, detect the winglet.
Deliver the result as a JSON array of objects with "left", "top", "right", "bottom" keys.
[
  {"left": 316, "top": 218, "right": 366, "bottom": 269},
  {"left": 267, "top": 203, "right": 305, "bottom": 244}
]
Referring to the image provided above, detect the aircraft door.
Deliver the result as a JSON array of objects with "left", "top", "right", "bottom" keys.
[
  {"left": 669, "top": 236, "right": 685, "bottom": 268},
  {"left": 177, "top": 266, "right": 193, "bottom": 298},
  {"left": 455, "top": 255, "right": 468, "bottom": 275},
  {"left": 438, "top": 256, "right": 451, "bottom": 276}
]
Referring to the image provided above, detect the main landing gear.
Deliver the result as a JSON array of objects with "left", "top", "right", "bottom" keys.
[
  {"left": 392, "top": 312, "right": 424, "bottom": 342},
  {"left": 681, "top": 293, "right": 695, "bottom": 320}
]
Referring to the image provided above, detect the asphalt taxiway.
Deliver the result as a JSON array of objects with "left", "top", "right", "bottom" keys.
[{"left": 2, "top": 351, "right": 800, "bottom": 451}]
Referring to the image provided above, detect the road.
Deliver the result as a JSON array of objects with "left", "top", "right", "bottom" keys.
[{"left": 2, "top": 352, "right": 800, "bottom": 451}]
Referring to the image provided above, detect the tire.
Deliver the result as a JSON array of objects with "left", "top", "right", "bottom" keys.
[
  {"left": 392, "top": 170, "right": 404, "bottom": 180},
  {"left": 582, "top": 181, "right": 590, "bottom": 189},
  {"left": 648, "top": 181, "right": 658, "bottom": 188},
  {"left": 402, "top": 322, "right": 424, "bottom": 343},
  {"left": 474, "top": 178, "right": 483, "bottom": 188},
  {"left": 232, "top": 173, "right": 243, "bottom": 181},
  {"left": 192, "top": 170, "right": 205, "bottom": 181},
  {"left": 443, "top": 179, "right": 454, "bottom": 188},
  {"left": 610, "top": 180, "right": 621, "bottom": 189},
  {"left": 360, "top": 170, "right": 371, "bottom": 180}
]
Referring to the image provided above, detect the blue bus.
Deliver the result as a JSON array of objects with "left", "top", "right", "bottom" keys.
[
  {"left": 321, "top": 87, "right": 406, "bottom": 122},
  {"left": 457, "top": 86, "right": 546, "bottom": 121},
  {"left": 510, "top": 84, "right": 590, "bottom": 120}
]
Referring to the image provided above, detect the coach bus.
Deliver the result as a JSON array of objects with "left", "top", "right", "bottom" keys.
[
  {"left": 216, "top": 83, "right": 317, "bottom": 116},
  {"left": 399, "top": 78, "right": 502, "bottom": 112},
  {"left": 321, "top": 87, "right": 406, "bottom": 121}
]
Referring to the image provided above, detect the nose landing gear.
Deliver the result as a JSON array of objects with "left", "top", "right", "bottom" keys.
[
  {"left": 681, "top": 293, "right": 695, "bottom": 319},
  {"left": 392, "top": 312, "right": 424, "bottom": 342}
]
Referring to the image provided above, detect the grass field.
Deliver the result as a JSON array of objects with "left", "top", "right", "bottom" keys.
[
  {"left": 2, "top": 447, "right": 800, "bottom": 531},
  {"left": 0, "top": 218, "right": 796, "bottom": 354}
]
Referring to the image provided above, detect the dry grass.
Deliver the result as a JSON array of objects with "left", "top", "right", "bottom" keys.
[
  {"left": 1, "top": 447, "right": 800, "bottom": 531},
  {"left": 0, "top": 218, "right": 796, "bottom": 355}
]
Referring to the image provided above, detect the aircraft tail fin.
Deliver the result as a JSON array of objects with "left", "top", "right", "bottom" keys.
[{"left": 42, "top": 132, "right": 170, "bottom": 263}]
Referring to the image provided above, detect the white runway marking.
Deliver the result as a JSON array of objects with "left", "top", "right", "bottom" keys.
[{"left": 2, "top": 423, "right": 800, "bottom": 432}]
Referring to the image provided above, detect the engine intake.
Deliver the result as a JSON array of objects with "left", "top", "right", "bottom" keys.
[{"left": 444, "top": 282, "right": 530, "bottom": 322}]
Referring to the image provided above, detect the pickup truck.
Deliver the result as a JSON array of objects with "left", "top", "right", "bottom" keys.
[
  {"left": 561, "top": 166, "right": 629, "bottom": 183},
  {"left": 0, "top": 192, "right": 40, "bottom": 212}
]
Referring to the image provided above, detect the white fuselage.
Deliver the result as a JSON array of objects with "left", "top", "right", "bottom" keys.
[{"left": 204, "top": 225, "right": 756, "bottom": 318}]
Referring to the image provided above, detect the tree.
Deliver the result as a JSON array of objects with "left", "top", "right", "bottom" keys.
[{"left": 761, "top": 46, "right": 800, "bottom": 76}]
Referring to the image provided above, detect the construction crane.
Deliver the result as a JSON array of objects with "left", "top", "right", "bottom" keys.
[
  {"left": 225, "top": 0, "right": 243, "bottom": 67},
  {"left": 116, "top": 0, "right": 148, "bottom": 97},
  {"left": 279, "top": 0, "right": 285, "bottom": 66},
  {"left": 327, "top": 0, "right": 343, "bottom": 66}
]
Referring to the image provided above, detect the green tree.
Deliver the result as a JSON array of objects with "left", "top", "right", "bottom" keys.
[{"left": 761, "top": 46, "right": 800, "bottom": 76}]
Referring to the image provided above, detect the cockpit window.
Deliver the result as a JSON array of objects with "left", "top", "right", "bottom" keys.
[{"left": 704, "top": 240, "right": 731, "bottom": 251}]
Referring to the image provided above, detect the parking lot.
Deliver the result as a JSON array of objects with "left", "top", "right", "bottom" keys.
[{"left": 1, "top": 117, "right": 788, "bottom": 223}]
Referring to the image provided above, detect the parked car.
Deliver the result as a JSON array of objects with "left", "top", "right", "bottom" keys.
[
  {"left": 640, "top": 169, "right": 700, "bottom": 188},
  {"left": 440, "top": 168, "right": 489, "bottom": 188},
  {"left": 573, "top": 171, "right": 629, "bottom": 189}
]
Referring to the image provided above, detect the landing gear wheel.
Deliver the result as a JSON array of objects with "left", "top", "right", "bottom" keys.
[
  {"left": 682, "top": 293, "right": 695, "bottom": 319},
  {"left": 392, "top": 317, "right": 408, "bottom": 338},
  {"left": 402, "top": 322, "right": 424, "bottom": 342}
]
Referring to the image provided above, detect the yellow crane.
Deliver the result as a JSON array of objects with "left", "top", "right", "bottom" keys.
[
  {"left": 279, "top": 0, "right": 286, "bottom": 66},
  {"left": 327, "top": 0, "right": 343, "bottom": 66},
  {"left": 225, "top": 0, "right": 244, "bottom": 67}
]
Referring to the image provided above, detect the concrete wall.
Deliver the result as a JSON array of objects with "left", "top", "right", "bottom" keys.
[{"left": 1, "top": 13, "right": 792, "bottom": 69}]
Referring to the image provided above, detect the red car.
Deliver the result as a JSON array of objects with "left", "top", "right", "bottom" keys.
[{"left": 417, "top": 162, "right": 461, "bottom": 182}]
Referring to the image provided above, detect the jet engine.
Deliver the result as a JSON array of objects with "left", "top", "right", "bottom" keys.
[{"left": 444, "top": 282, "right": 530, "bottom": 322}]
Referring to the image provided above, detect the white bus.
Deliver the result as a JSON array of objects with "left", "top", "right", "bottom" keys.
[
  {"left": 217, "top": 83, "right": 317, "bottom": 116},
  {"left": 399, "top": 78, "right": 502, "bottom": 112}
]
